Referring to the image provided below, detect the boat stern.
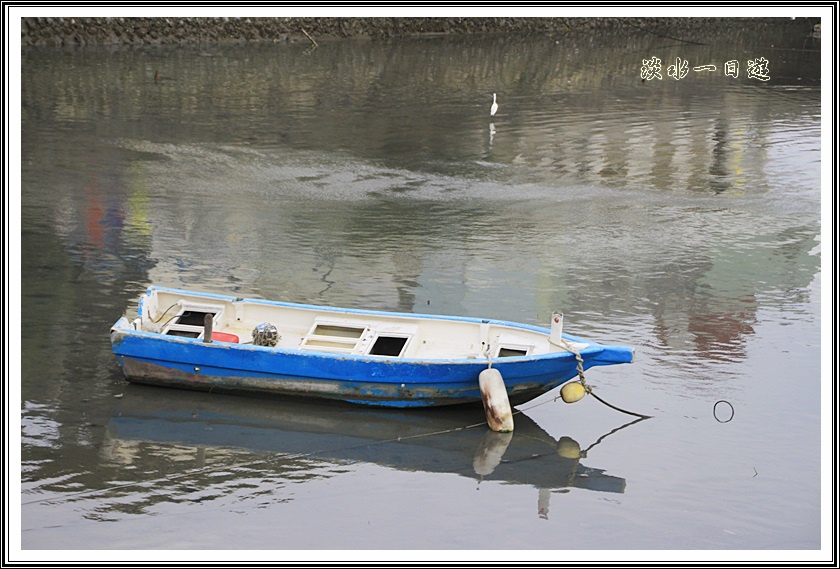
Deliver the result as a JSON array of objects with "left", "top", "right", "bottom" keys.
[{"left": 110, "top": 316, "right": 137, "bottom": 341}]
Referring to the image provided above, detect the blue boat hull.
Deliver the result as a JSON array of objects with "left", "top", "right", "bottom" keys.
[
  {"left": 110, "top": 286, "right": 634, "bottom": 408},
  {"left": 112, "top": 326, "right": 631, "bottom": 408}
]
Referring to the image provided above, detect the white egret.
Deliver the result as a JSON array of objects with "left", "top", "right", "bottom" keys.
[{"left": 490, "top": 93, "right": 498, "bottom": 116}]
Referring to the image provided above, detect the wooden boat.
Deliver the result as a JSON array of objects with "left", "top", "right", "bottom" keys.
[{"left": 110, "top": 286, "right": 633, "bottom": 408}]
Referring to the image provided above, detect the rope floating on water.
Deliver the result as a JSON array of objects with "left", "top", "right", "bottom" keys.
[
  {"left": 586, "top": 388, "right": 652, "bottom": 419},
  {"left": 714, "top": 400, "right": 734, "bottom": 423},
  {"left": 583, "top": 416, "right": 648, "bottom": 454}
]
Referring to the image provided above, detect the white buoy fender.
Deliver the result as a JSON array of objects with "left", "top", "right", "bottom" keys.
[{"left": 479, "top": 368, "right": 514, "bottom": 432}]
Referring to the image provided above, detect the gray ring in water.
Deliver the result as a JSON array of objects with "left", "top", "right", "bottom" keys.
[{"left": 714, "top": 400, "right": 734, "bottom": 423}]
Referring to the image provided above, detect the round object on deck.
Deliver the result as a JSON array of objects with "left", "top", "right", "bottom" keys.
[{"left": 252, "top": 322, "right": 278, "bottom": 347}]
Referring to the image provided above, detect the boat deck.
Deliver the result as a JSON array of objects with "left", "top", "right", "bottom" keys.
[{"left": 135, "top": 288, "right": 560, "bottom": 361}]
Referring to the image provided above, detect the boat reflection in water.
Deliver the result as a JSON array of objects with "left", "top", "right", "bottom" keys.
[{"left": 104, "top": 386, "right": 633, "bottom": 519}]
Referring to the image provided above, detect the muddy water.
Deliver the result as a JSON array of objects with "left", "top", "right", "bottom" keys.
[{"left": 17, "top": 24, "right": 824, "bottom": 560}]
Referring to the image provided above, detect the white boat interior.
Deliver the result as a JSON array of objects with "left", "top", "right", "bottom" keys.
[{"left": 128, "top": 288, "right": 584, "bottom": 361}]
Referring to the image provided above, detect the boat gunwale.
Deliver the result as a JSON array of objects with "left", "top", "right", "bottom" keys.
[
  {"left": 135, "top": 285, "right": 612, "bottom": 364},
  {"left": 144, "top": 285, "right": 552, "bottom": 331},
  {"left": 111, "top": 318, "right": 604, "bottom": 366}
]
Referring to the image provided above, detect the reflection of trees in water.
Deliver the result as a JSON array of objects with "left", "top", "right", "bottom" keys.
[
  {"left": 21, "top": 28, "right": 820, "bottom": 194},
  {"left": 686, "top": 295, "right": 758, "bottom": 362},
  {"left": 86, "top": 442, "right": 318, "bottom": 520},
  {"left": 544, "top": 205, "right": 818, "bottom": 366},
  {"left": 21, "top": 140, "right": 158, "bottom": 412},
  {"left": 647, "top": 224, "right": 818, "bottom": 362},
  {"left": 651, "top": 290, "right": 759, "bottom": 364}
]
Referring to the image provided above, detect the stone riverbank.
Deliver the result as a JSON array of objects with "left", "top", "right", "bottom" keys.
[{"left": 20, "top": 17, "right": 808, "bottom": 47}]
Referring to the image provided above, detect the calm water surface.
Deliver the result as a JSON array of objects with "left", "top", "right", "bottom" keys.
[{"left": 18, "top": 25, "right": 824, "bottom": 559}]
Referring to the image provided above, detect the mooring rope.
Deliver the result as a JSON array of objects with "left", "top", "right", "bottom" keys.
[
  {"left": 582, "top": 416, "right": 648, "bottom": 454},
  {"left": 550, "top": 336, "right": 652, "bottom": 420}
]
